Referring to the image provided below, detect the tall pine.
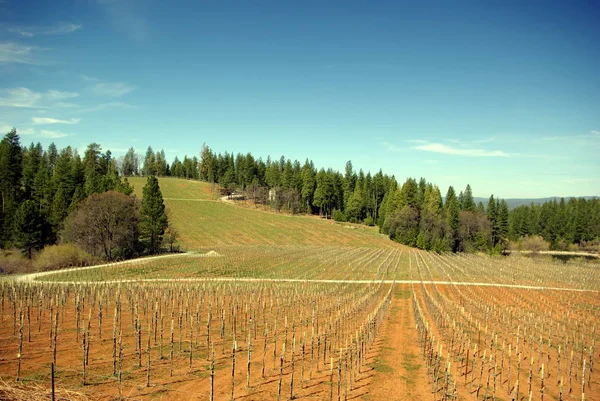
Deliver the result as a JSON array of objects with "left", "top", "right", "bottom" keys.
[
  {"left": 139, "top": 176, "right": 168, "bottom": 254},
  {"left": 444, "top": 186, "right": 460, "bottom": 252},
  {"left": 13, "top": 200, "right": 44, "bottom": 259},
  {"left": 0, "top": 129, "right": 23, "bottom": 246}
]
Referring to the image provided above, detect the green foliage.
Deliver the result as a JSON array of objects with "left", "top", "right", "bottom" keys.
[
  {"left": 332, "top": 208, "right": 346, "bottom": 222},
  {"left": 13, "top": 200, "right": 44, "bottom": 259},
  {"left": 388, "top": 206, "right": 419, "bottom": 247},
  {"left": 50, "top": 186, "right": 69, "bottom": 228},
  {"left": 0, "top": 129, "right": 23, "bottom": 246},
  {"left": 363, "top": 216, "right": 375, "bottom": 226},
  {"left": 2, "top": 128, "right": 597, "bottom": 257},
  {"left": 345, "top": 188, "right": 366, "bottom": 222},
  {"left": 444, "top": 186, "right": 460, "bottom": 252},
  {"left": 462, "top": 184, "right": 476, "bottom": 212},
  {"left": 139, "top": 176, "right": 169, "bottom": 254}
]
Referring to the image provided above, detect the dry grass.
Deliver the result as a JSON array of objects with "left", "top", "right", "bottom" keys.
[{"left": 0, "top": 379, "right": 93, "bottom": 401}]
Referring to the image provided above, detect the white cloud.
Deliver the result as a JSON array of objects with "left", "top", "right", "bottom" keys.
[
  {"left": 542, "top": 133, "right": 600, "bottom": 141},
  {"left": 0, "top": 87, "right": 79, "bottom": 108},
  {"left": 46, "top": 90, "right": 79, "bottom": 101},
  {"left": 0, "top": 87, "right": 42, "bottom": 107},
  {"left": 77, "top": 101, "right": 136, "bottom": 113},
  {"left": 381, "top": 141, "right": 406, "bottom": 152},
  {"left": 91, "top": 82, "right": 136, "bottom": 97},
  {"left": 81, "top": 75, "right": 99, "bottom": 82},
  {"left": 39, "top": 129, "right": 70, "bottom": 138},
  {"left": 412, "top": 142, "right": 511, "bottom": 157},
  {"left": 9, "top": 29, "right": 34, "bottom": 38},
  {"left": 15, "top": 127, "right": 36, "bottom": 136},
  {"left": 8, "top": 23, "right": 82, "bottom": 38},
  {"left": 32, "top": 117, "right": 81, "bottom": 125},
  {"left": 472, "top": 136, "right": 496, "bottom": 144},
  {"left": 19, "top": 127, "right": 71, "bottom": 139},
  {"left": 0, "top": 42, "right": 41, "bottom": 64}
]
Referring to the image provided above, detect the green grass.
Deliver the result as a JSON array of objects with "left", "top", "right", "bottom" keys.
[
  {"left": 373, "top": 362, "right": 394, "bottom": 373},
  {"left": 127, "top": 177, "right": 400, "bottom": 250},
  {"left": 128, "top": 176, "right": 215, "bottom": 201}
]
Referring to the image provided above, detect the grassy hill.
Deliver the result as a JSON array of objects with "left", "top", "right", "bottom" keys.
[{"left": 127, "top": 177, "right": 393, "bottom": 250}]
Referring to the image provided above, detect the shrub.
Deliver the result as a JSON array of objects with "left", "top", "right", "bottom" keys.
[
  {"left": 520, "top": 235, "right": 550, "bottom": 253},
  {"left": 0, "top": 249, "right": 33, "bottom": 274},
  {"left": 332, "top": 209, "right": 346, "bottom": 222},
  {"left": 363, "top": 216, "right": 375, "bottom": 227},
  {"left": 34, "top": 244, "right": 98, "bottom": 272}
]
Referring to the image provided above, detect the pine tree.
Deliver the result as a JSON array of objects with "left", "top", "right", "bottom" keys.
[
  {"left": 444, "top": 186, "right": 460, "bottom": 252},
  {"left": 139, "top": 176, "right": 168, "bottom": 254},
  {"left": 33, "top": 159, "right": 53, "bottom": 214},
  {"left": 345, "top": 188, "right": 366, "bottom": 223},
  {"left": 574, "top": 198, "right": 590, "bottom": 244},
  {"left": 83, "top": 143, "right": 103, "bottom": 195},
  {"left": 143, "top": 146, "right": 156, "bottom": 176},
  {"left": 13, "top": 200, "right": 44, "bottom": 259},
  {"left": 22, "top": 142, "right": 42, "bottom": 198},
  {"left": 69, "top": 186, "right": 85, "bottom": 214},
  {"left": 462, "top": 184, "right": 476, "bottom": 212},
  {"left": 418, "top": 184, "right": 443, "bottom": 251},
  {"left": 0, "top": 129, "right": 23, "bottom": 246},
  {"left": 47, "top": 143, "right": 58, "bottom": 173},
  {"left": 50, "top": 186, "right": 69, "bottom": 229},
  {"left": 122, "top": 147, "right": 139, "bottom": 176},
  {"left": 301, "top": 160, "right": 315, "bottom": 212},
  {"left": 487, "top": 195, "right": 498, "bottom": 246},
  {"left": 155, "top": 150, "right": 167, "bottom": 176},
  {"left": 496, "top": 199, "right": 509, "bottom": 247},
  {"left": 343, "top": 161, "right": 355, "bottom": 208}
]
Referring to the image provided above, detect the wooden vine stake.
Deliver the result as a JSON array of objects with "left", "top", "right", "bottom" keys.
[
  {"left": 247, "top": 332, "right": 252, "bottom": 388},
  {"left": 581, "top": 358, "right": 586, "bottom": 401},
  {"left": 231, "top": 340, "right": 237, "bottom": 401},
  {"left": 16, "top": 312, "right": 23, "bottom": 382},
  {"left": 210, "top": 343, "right": 215, "bottom": 401},
  {"left": 329, "top": 357, "right": 334, "bottom": 401},
  {"left": 278, "top": 343, "right": 285, "bottom": 401},
  {"left": 147, "top": 319, "right": 151, "bottom": 387},
  {"left": 290, "top": 336, "right": 296, "bottom": 400}
]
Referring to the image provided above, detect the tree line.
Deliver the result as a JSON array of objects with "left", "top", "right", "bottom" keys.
[
  {"left": 509, "top": 197, "right": 599, "bottom": 250},
  {"left": 1, "top": 129, "right": 599, "bottom": 260},
  {"left": 0, "top": 129, "right": 170, "bottom": 262}
]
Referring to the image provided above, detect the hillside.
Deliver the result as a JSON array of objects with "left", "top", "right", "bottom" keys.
[{"left": 128, "top": 177, "right": 392, "bottom": 249}]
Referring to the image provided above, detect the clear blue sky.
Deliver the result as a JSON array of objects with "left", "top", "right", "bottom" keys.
[{"left": 1, "top": 0, "right": 599, "bottom": 198}]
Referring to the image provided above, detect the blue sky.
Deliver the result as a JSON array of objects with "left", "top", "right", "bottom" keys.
[{"left": 1, "top": 0, "right": 599, "bottom": 198}]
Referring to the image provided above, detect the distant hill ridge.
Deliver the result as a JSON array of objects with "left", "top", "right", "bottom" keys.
[{"left": 472, "top": 196, "right": 599, "bottom": 209}]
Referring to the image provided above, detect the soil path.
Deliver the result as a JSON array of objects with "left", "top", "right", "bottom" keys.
[{"left": 365, "top": 286, "right": 430, "bottom": 401}]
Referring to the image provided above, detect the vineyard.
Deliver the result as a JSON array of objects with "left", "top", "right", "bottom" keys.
[
  {"left": 410, "top": 251, "right": 599, "bottom": 401},
  {"left": 0, "top": 177, "right": 598, "bottom": 400}
]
